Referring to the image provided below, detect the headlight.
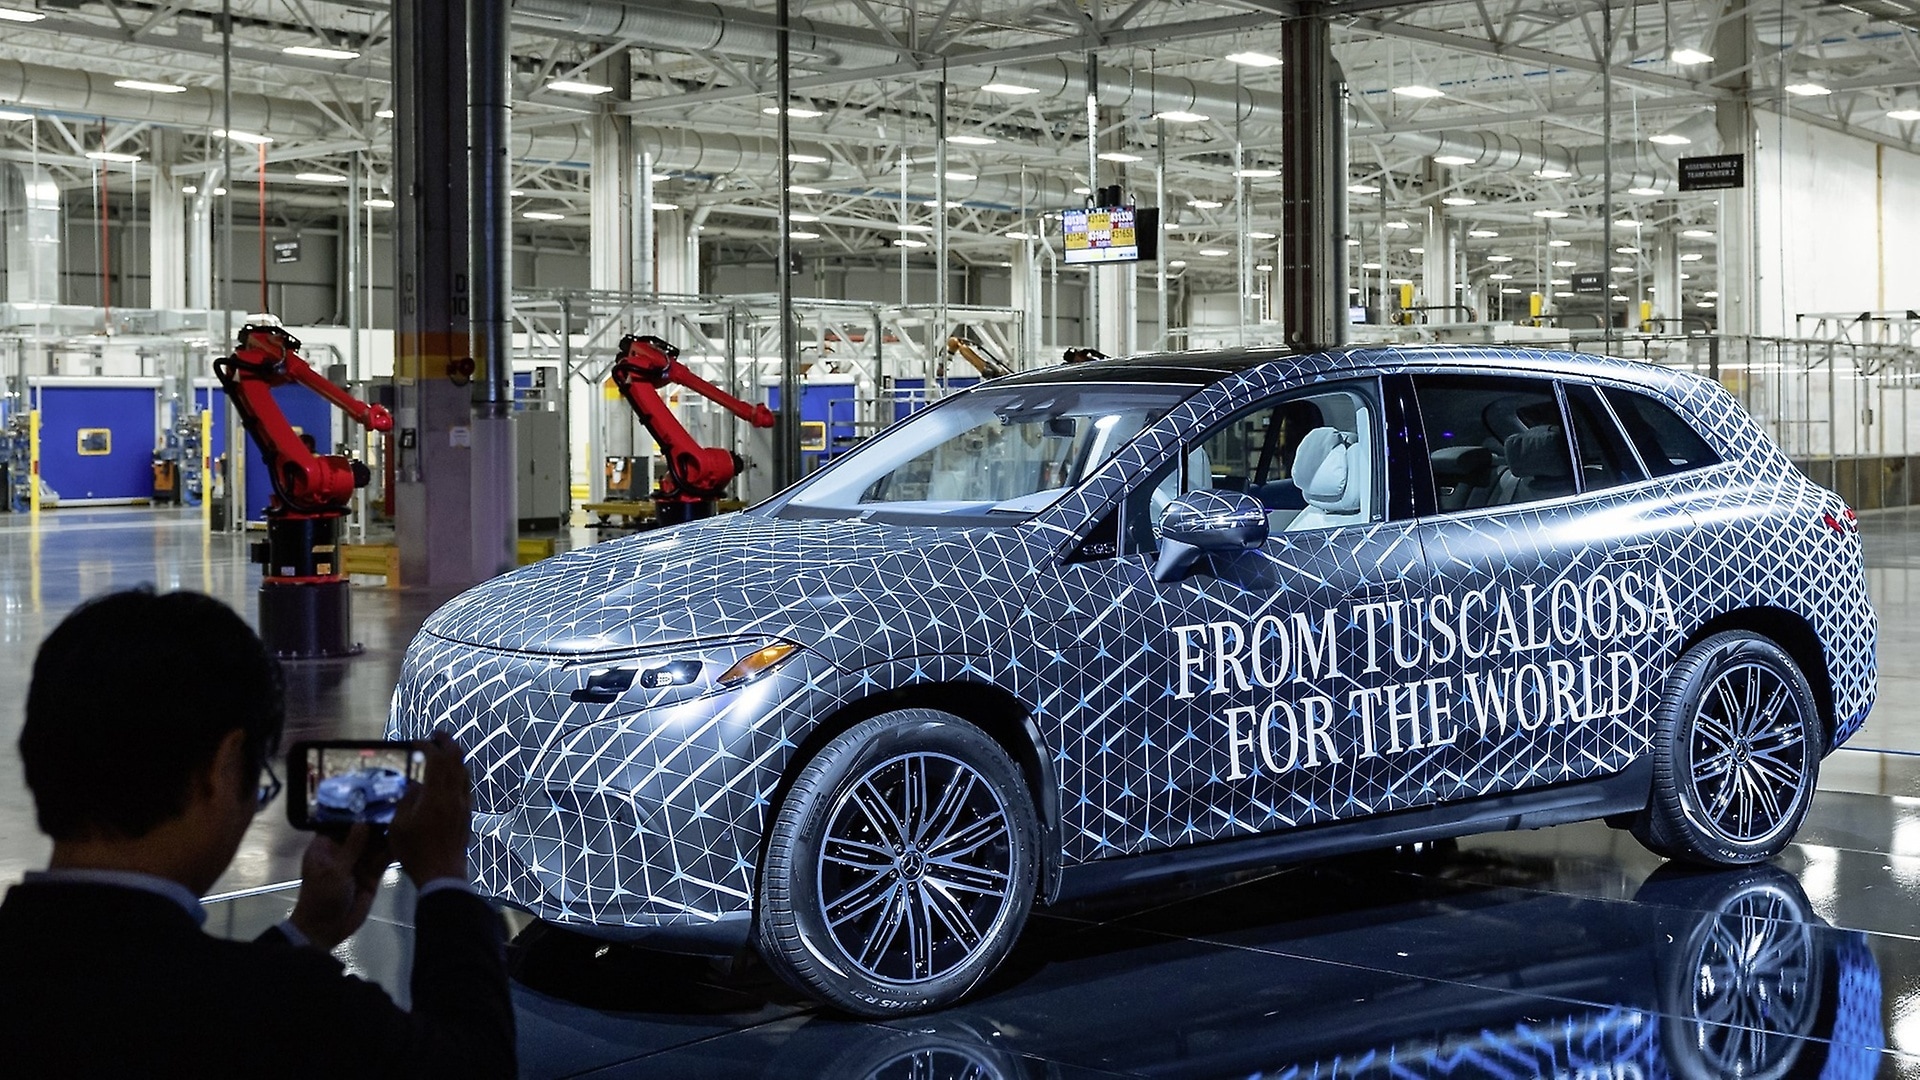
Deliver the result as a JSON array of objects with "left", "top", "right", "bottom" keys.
[{"left": 567, "top": 638, "right": 803, "bottom": 706}]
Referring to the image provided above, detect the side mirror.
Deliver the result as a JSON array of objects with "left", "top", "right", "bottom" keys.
[{"left": 1152, "top": 490, "right": 1269, "bottom": 582}]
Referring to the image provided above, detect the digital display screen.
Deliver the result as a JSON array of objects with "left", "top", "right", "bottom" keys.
[
  {"left": 1063, "top": 206, "right": 1140, "bottom": 265},
  {"left": 302, "top": 746, "right": 425, "bottom": 826}
]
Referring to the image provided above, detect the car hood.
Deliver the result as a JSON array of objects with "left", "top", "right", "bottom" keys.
[{"left": 420, "top": 512, "right": 1041, "bottom": 658}]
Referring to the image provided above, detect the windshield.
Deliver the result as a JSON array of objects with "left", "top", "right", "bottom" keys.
[{"left": 782, "top": 382, "right": 1194, "bottom": 521}]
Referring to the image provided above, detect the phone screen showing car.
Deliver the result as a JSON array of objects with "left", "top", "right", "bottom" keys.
[{"left": 288, "top": 741, "right": 426, "bottom": 830}]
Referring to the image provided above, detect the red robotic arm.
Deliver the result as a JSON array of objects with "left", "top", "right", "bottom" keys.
[
  {"left": 214, "top": 324, "right": 394, "bottom": 516},
  {"left": 611, "top": 334, "right": 775, "bottom": 502}
]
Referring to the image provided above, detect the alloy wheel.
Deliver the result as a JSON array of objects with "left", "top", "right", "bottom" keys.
[{"left": 1682, "top": 662, "right": 1812, "bottom": 845}]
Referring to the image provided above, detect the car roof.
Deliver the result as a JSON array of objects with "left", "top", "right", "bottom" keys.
[{"left": 995, "top": 343, "right": 1692, "bottom": 393}]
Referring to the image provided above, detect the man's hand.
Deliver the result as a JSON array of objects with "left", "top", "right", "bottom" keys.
[
  {"left": 389, "top": 731, "right": 473, "bottom": 888},
  {"left": 288, "top": 824, "right": 389, "bottom": 951}
]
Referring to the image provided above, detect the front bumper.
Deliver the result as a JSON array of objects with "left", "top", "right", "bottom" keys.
[{"left": 389, "top": 633, "right": 833, "bottom": 943}]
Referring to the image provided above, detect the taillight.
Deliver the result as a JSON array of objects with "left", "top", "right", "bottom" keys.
[{"left": 1822, "top": 506, "right": 1858, "bottom": 535}]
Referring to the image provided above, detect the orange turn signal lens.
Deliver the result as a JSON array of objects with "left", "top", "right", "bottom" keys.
[{"left": 717, "top": 642, "right": 801, "bottom": 687}]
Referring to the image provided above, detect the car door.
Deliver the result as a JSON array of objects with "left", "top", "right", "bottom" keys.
[
  {"left": 1035, "top": 374, "right": 1435, "bottom": 863},
  {"left": 1401, "top": 372, "right": 1683, "bottom": 801}
]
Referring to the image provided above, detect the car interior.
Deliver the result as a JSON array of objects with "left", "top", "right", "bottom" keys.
[{"left": 1418, "top": 380, "right": 1577, "bottom": 510}]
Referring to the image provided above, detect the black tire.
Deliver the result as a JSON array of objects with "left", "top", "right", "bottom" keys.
[
  {"left": 1633, "top": 631, "right": 1822, "bottom": 866},
  {"left": 757, "top": 708, "right": 1039, "bottom": 1016}
]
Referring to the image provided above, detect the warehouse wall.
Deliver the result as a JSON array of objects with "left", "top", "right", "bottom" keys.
[{"left": 1753, "top": 110, "right": 1920, "bottom": 335}]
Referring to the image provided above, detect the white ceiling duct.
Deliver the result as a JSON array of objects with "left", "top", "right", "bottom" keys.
[
  {"left": 0, "top": 58, "right": 333, "bottom": 137},
  {"left": 0, "top": 163, "right": 59, "bottom": 305}
]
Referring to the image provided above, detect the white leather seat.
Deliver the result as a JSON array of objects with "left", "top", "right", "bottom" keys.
[{"left": 1286, "top": 426, "right": 1367, "bottom": 531}]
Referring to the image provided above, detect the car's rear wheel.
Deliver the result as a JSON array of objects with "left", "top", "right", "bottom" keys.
[
  {"left": 757, "top": 708, "right": 1038, "bottom": 1016},
  {"left": 1633, "top": 631, "right": 1821, "bottom": 866}
]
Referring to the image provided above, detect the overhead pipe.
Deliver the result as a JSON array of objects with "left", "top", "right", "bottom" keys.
[{"left": 0, "top": 58, "right": 332, "bottom": 137}]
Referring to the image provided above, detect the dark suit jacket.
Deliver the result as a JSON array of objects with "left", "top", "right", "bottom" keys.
[{"left": 0, "top": 881, "right": 515, "bottom": 1078}]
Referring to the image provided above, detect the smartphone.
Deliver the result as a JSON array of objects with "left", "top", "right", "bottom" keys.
[{"left": 287, "top": 740, "right": 426, "bottom": 830}]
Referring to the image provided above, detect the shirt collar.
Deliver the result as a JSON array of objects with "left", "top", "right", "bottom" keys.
[{"left": 24, "top": 868, "right": 208, "bottom": 926}]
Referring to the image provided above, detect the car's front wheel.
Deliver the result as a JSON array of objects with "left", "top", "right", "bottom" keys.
[
  {"left": 757, "top": 708, "right": 1039, "bottom": 1016},
  {"left": 1634, "top": 631, "right": 1822, "bottom": 866}
]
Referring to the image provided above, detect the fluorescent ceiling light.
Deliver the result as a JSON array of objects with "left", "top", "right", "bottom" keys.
[
  {"left": 946, "top": 134, "right": 996, "bottom": 146},
  {"left": 1554, "top": 259, "right": 1578, "bottom": 267},
  {"left": 980, "top": 82, "right": 1039, "bottom": 95},
  {"left": 1669, "top": 47, "right": 1714, "bottom": 64},
  {"left": 374, "top": 108, "right": 394, "bottom": 119},
  {"left": 0, "top": 109, "right": 33, "bottom": 121},
  {"left": 762, "top": 104, "right": 824, "bottom": 118},
  {"left": 1616, "top": 218, "right": 1642, "bottom": 228},
  {"left": 651, "top": 202, "right": 680, "bottom": 211},
  {"left": 1785, "top": 83, "right": 1831, "bottom": 96},
  {"left": 1170, "top": 260, "right": 1187, "bottom": 268},
  {"left": 1234, "top": 168, "right": 1281, "bottom": 178},
  {"left": 1704, "top": 290, "right": 1719, "bottom": 298},
  {"left": 1649, "top": 133, "right": 1692, "bottom": 145},
  {"left": 1680, "top": 252, "right": 1704, "bottom": 262},
  {"left": 216, "top": 129, "right": 273, "bottom": 145},
  {"left": 1556, "top": 291, "right": 1576, "bottom": 298},
  {"left": 1682, "top": 228, "right": 1714, "bottom": 238},
  {"left": 1610, "top": 265, "right": 1634, "bottom": 272},
  {"left": 1346, "top": 238, "right": 1360, "bottom": 245},
  {"left": 1098, "top": 151, "right": 1143, "bottom": 163},
  {"left": 1198, "top": 248, "right": 1231, "bottom": 257},
  {"left": 1550, "top": 278, "right": 1570, "bottom": 285},
  {"left": 944, "top": 171, "right": 976, "bottom": 182},
  {"left": 893, "top": 238, "right": 927, "bottom": 248},
  {"left": 548, "top": 80, "right": 613, "bottom": 95},
  {"left": 1247, "top": 230, "right": 1276, "bottom": 239},
  {"left": 790, "top": 213, "right": 818, "bottom": 222},
  {"left": 1348, "top": 183, "right": 1380, "bottom": 194},
  {"left": 1226, "top": 51, "right": 1282, "bottom": 67},
  {"left": 1548, "top": 238, "right": 1571, "bottom": 247},
  {"left": 1433, "top": 154, "right": 1475, "bottom": 166},
  {"left": 114, "top": 79, "right": 186, "bottom": 94},
  {"left": 788, "top": 231, "right": 820, "bottom": 240},
  {"left": 1410, "top": 246, "right": 1425, "bottom": 254},
  {"left": 1627, "top": 186, "right": 1663, "bottom": 196},
  {"left": 1392, "top": 85, "right": 1444, "bottom": 99},
  {"left": 1360, "top": 262, "right": 1382, "bottom": 270},
  {"left": 181, "top": 185, "right": 197, "bottom": 194},
  {"left": 1697, "top": 301, "right": 1715, "bottom": 308},
  {"left": 1532, "top": 209, "right": 1569, "bottom": 218},
  {"left": 1155, "top": 110, "right": 1209, "bottom": 123},
  {"left": 923, "top": 199, "right": 964, "bottom": 208},
  {"left": 1260, "top": 264, "right": 1277, "bottom": 272},
  {"left": 523, "top": 211, "right": 564, "bottom": 221},
  {"left": 650, "top": 172, "right": 671, "bottom": 182},
  {"left": 788, "top": 185, "right": 822, "bottom": 195},
  {"left": 1468, "top": 229, "right": 1499, "bottom": 238},
  {"left": 1440, "top": 196, "right": 1476, "bottom": 207},
  {"left": 1071, "top": 186, "right": 1092, "bottom": 195},
  {"left": 1188, "top": 198, "right": 1223, "bottom": 209},
  {"left": 1486, "top": 254, "right": 1514, "bottom": 262},
  {"left": 1532, "top": 167, "right": 1572, "bottom": 179},
  {"left": 1616, "top": 246, "right": 1640, "bottom": 254},
  {"left": 284, "top": 44, "right": 360, "bottom": 60},
  {"left": 295, "top": 172, "right": 348, "bottom": 183},
  {"left": 1502, "top": 288, "right": 1525, "bottom": 295},
  {"left": 363, "top": 198, "right": 394, "bottom": 208},
  {"left": 1384, "top": 220, "right": 1413, "bottom": 230},
  {"left": 1889, "top": 108, "right": 1920, "bottom": 122},
  {"left": 0, "top": 7, "right": 48, "bottom": 21},
  {"left": 86, "top": 150, "right": 141, "bottom": 163},
  {"left": 1489, "top": 273, "right": 1513, "bottom": 280},
  {"left": 1388, "top": 276, "right": 1411, "bottom": 284},
  {"left": 898, "top": 223, "right": 933, "bottom": 232},
  {"left": 787, "top": 152, "right": 828, "bottom": 164},
  {"left": 1005, "top": 230, "right": 1037, "bottom": 240},
  {"left": 211, "top": 187, "right": 226, "bottom": 195},
  {"left": 1612, "top": 294, "right": 1631, "bottom": 301}
]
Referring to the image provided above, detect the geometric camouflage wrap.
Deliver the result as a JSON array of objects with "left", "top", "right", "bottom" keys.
[{"left": 387, "top": 344, "right": 1877, "bottom": 941}]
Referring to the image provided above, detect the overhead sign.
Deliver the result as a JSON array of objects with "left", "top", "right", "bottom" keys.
[
  {"left": 1677, "top": 154, "right": 1745, "bottom": 192},
  {"left": 1572, "top": 272, "right": 1605, "bottom": 294},
  {"left": 1063, "top": 206, "right": 1140, "bottom": 265},
  {"left": 272, "top": 237, "right": 302, "bottom": 264}
]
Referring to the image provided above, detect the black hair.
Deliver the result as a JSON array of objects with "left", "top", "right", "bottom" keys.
[{"left": 20, "top": 588, "right": 285, "bottom": 841}]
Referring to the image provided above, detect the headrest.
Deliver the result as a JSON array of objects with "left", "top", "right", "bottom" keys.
[
  {"left": 1504, "top": 426, "right": 1572, "bottom": 479},
  {"left": 1293, "top": 427, "right": 1360, "bottom": 513},
  {"left": 1429, "top": 445, "right": 1493, "bottom": 483}
]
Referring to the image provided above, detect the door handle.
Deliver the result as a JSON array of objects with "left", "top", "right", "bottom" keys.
[{"left": 1606, "top": 542, "right": 1656, "bottom": 563}]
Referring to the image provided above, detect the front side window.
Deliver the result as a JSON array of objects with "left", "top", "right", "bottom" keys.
[
  {"left": 1122, "top": 382, "right": 1381, "bottom": 552},
  {"left": 782, "top": 382, "right": 1193, "bottom": 522},
  {"left": 1413, "top": 375, "right": 1574, "bottom": 510},
  {"left": 1603, "top": 387, "right": 1721, "bottom": 476}
]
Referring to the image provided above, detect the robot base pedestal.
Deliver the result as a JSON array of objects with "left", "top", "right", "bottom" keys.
[{"left": 259, "top": 579, "right": 362, "bottom": 659}]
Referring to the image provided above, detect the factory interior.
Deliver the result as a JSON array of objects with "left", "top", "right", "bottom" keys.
[{"left": 2, "top": 0, "right": 1920, "bottom": 1074}]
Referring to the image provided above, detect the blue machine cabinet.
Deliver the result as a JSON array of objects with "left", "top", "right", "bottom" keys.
[{"left": 31, "top": 378, "right": 161, "bottom": 504}]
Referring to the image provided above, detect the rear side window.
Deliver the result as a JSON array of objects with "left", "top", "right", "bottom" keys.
[
  {"left": 1412, "top": 375, "right": 1574, "bottom": 511},
  {"left": 1602, "top": 388, "right": 1721, "bottom": 476},
  {"left": 1563, "top": 383, "right": 1646, "bottom": 492}
]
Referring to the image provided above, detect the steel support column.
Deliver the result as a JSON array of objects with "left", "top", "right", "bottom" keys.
[
  {"left": 1280, "top": 6, "right": 1348, "bottom": 348},
  {"left": 1713, "top": 0, "right": 1755, "bottom": 336},
  {"left": 468, "top": 0, "right": 515, "bottom": 580},
  {"left": 149, "top": 131, "right": 186, "bottom": 310},
  {"left": 393, "top": 0, "right": 478, "bottom": 586}
]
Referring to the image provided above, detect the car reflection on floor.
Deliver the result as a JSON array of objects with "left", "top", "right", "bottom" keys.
[{"left": 504, "top": 850, "right": 1884, "bottom": 1080}]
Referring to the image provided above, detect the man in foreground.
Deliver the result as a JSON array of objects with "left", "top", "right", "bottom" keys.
[{"left": 0, "top": 588, "right": 515, "bottom": 1077}]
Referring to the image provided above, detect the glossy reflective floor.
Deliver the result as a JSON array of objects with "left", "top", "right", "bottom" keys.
[{"left": 7, "top": 507, "right": 1920, "bottom": 1077}]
